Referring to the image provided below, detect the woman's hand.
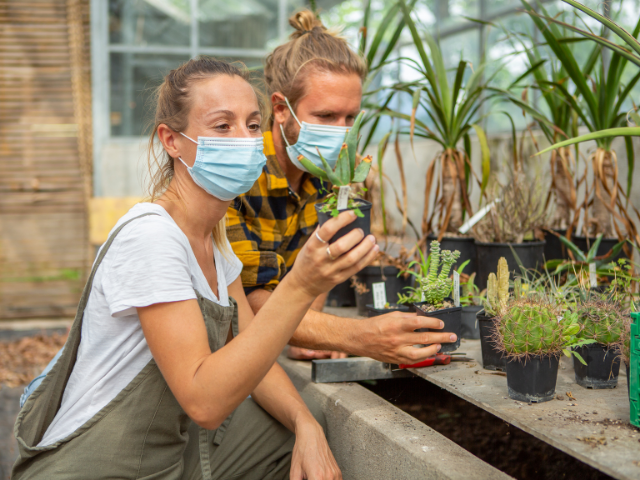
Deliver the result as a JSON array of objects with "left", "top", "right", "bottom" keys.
[
  {"left": 288, "top": 210, "right": 379, "bottom": 299},
  {"left": 290, "top": 416, "right": 342, "bottom": 480}
]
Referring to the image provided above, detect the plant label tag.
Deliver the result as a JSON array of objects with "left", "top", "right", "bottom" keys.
[
  {"left": 421, "top": 290, "right": 425, "bottom": 302},
  {"left": 453, "top": 271, "right": 460, "bottom": 307},
  {"left": 337, "top": 185, "right": 350, "bottom": 210},
  {"left": 589, "top": 263, "right": 597, "bottom": 287},
  {"left": 372, "top": 282, "right": 387, "bottom": 309}
]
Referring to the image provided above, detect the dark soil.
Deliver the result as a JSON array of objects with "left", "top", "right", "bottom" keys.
[{"left": 362, "top": 377, "right": 614, "bottom": 480}]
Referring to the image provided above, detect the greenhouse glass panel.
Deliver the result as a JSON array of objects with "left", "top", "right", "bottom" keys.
[{"left": 109, "top": 0, "right": 191, "bottom": 46}]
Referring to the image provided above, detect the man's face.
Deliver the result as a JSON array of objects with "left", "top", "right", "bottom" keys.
[{"left": 281, "top": 70, "right": 363, "bottom": 146}]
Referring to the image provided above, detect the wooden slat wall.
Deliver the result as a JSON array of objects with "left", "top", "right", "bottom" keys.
[{"left": 0, "top": 0, "right": 92, "bottom": 319}]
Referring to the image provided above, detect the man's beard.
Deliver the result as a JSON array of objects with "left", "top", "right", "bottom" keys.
[{"left": 282, "top": 116, "right": 299, "bottom": 147}]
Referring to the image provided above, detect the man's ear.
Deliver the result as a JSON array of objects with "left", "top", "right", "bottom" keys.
[
  {"left": 157, "top": 124, "right": 180, "bottom": 159},
  {"left": 272, "top": 92, "right": 290, "bottom": 125}
]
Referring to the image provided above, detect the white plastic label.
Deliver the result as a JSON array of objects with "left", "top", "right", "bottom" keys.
[
  {"left": 337, "top": 185, "right": 350, "bottom": 210},
  {"left": 372, "top": 282, "right": 387, "bottom": 309},
  {"left": 458, "top": 199, "right": 501, "bottom": 234},
  {"left": 589, "top": 263, "right": 597, "bottom": 288},
  {"left": 453, "top": 271, "right": 460, "bottom": 307},
  {"left": 421, "top": 290, "right": 426, "bottom": 302}
]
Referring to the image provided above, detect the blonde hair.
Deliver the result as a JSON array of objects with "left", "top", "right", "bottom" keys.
[
  {"left": 264, "top": 10, "right": 367, "bottom": 123},
  {"left": 146, "top": 57, "right": 265, "bottom": 253}
]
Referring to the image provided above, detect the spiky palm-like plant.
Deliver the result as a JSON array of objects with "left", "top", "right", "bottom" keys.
[{"left": 298, "top": 111, "right": 372, "bottom": 217}]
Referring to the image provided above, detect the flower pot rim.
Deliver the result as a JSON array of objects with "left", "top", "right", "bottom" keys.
[
  {"left": 413, "top": 299, "right": 461, "bottom": 315},
  {"left": 366, "top": 303, "right": 411, "bottom": 311},
  {"left": 426, "top": 233, "right": 474, "bottom": 241},
  {"left": 505, "top": 352, "right": 562, "bottom": 363},
  {"left": 315, "top": 199, "right": 372, "bottom": 213},
  {"left": 474, "top": 240, "right": 546, "bottom": 247}
]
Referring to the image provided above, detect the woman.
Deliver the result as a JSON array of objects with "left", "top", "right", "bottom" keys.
[{"left": 13, "top": 58, "right": 378, "bottom": 479}]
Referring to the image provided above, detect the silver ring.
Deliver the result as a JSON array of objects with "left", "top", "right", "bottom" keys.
[
  {"left": 326, "top": 246, "right": 337, "bottom": 261},
  {"left": 315, "top": 230, "right": 328, "bottom": 244}
]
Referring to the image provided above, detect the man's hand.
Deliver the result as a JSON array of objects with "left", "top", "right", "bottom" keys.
[
  {"left": 353, "top": 312, "right": 457, "bottom": 365},
  {"left": 287, "top": 346, "right": 348, "bottom": 360}
]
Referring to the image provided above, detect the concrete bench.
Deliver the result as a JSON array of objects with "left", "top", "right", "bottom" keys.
[{"left": 279, "top": 355, "right": 512, "bottom": 480}]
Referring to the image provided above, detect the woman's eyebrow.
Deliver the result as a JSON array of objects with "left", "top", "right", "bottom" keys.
[
  {"left": 248, "top": 110, "right": 261, "bottom": 118},
  {"left": 205, "top": 109, "right": 236, "bottom": 119}
]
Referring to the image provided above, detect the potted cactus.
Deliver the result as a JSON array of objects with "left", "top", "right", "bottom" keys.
[
  {"left": 297, "top": 111, "right": 373, "bottom": 243},
  {"left": 478, "top": 257, "right": 510, "bottom": 371},
  {"left": 398, "top": 240, "right": 462, "bottom": 352},
  {"left": 573, "top": 293, "right": 625, "bottom": 389},
  {"left": 492, "top": 294, "right": 591, "bottom": 403}
]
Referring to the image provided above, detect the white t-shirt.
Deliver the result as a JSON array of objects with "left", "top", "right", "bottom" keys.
[{"left": 38, "top": 203, "right": 242, "bottom": 447}]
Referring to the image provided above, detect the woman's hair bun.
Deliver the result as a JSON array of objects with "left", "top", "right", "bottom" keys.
[{"left": 289, "top": 10, "right": 326, "bottom": 38}]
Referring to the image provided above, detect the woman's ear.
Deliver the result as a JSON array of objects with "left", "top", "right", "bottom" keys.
[
  {"left": 271, "top": 92, "right": 290, "bottom": 126},
  {"left": 157, "top": 124, "right": 180, "bottom": 159}
]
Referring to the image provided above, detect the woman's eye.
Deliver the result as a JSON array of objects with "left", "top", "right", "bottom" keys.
[
  {"left": 248, "top": 123, "right": 261, "bottom": 131},
  {"left": 216, "top": 124, "right": 231, "bottom": 130}
]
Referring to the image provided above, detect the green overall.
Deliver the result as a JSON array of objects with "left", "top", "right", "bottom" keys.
[{"left": 11, "top": 213, "right": 311, "bottom": 479}]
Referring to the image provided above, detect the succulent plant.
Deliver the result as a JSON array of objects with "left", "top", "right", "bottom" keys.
[
  {"left": 298, "top": 111, "right": 372, "bottom": 217},
  {"left": 397, "top": 240, "right": 460, "bottom": 308},
  {"left": 576, "top": 298, "right": 626, "bottom": 346},
  {"left": 493, "top": 298, "right": 589, "bottom": 362},
  {"left": 484, "top": 257, "right": 510, "bottom": 317}
]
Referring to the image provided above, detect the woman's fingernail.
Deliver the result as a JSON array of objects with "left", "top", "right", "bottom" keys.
[
  {"left": 357, "top": 228, "right": 364, "bottom": 237},
  {"left": 450, "top": 334, "right": 457, "bottom": 342},
  {"left": 368, "top": 235, "right": 376, "bottom": 244},
  {"left": 440, "top": 321, "right": 444, "bottom": 328},
  {"left": 436, "top": 344, "right": 442, "bottom": 352},
  {"left": 373, "top": 245, "right": 380, "bottom": 253},
  {"left": 349, "top": 210, "right": 357, "bottom": 218}
]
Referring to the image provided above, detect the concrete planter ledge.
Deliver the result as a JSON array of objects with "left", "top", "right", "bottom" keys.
[{"left": 279, "top": 355, "right": 512, "bottom": 480}]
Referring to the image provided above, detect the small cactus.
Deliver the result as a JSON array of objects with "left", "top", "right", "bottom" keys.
[
  {"left": 494, "top": 299, "right": 582, "bottom": 358},
  {"left": 576, "top": 299, "right": 625, "bottom": 346},
  {"left": 484, "top": 257, "right": 510, "bottom": 317}
]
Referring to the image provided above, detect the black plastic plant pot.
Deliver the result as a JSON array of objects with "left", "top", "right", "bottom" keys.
[
  {"left": 461, "top": 305, "right": 483, "bottom": 340},
  {"left": 413, "top": 299, "right": 462, "bottom": 353},
  {"left": 354, "top": 266, "right": 412, "bottom": 317},
  {"left": 315, "top": 199, "right": 372, "bottom": 244},
  {"left": 572, "top": 343, "right": 620, "bottom": 389},
  {"left": 475, "top": 241, "right": 546, "bottom": 291},
  {"left": 427, "top": 234, "right": 477, "bottom": 275},
  {"left": 366, "top": 303, "right": 412, "bottom": 318},
  {"left": 573, "top": 235, "right": 627, "bottom": 264},
  {"left": 326, "top": 280, "right": 356, "bottom": 308},
  {"left": 477, "top": 310, "right": 506, "bottom": 371},
  {"left": 543, "top": 229, "right": 569, "bottom": 261},
  {"left": 506, "top": 355, "right": 560, "bottom": 403}
]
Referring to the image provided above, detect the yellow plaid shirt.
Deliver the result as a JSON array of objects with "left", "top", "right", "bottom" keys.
[{"left": 226, "top": 131, "right": 328, "bottom": 293}]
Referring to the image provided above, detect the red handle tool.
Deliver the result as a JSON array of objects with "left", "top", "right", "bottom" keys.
[{"left": 399, "top": 354, "right": 451, "bottom": 369}]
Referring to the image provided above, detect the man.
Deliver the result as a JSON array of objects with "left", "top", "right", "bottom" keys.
[{"left": 226, "top": 10, "right": 455, "bottom": 363}]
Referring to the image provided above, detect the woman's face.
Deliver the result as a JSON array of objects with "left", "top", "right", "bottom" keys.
[{"left": 169, "top": 74, "right": 262, "bottom": 165}]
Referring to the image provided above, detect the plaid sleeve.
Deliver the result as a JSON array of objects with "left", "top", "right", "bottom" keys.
[{"left": 226, "top": 198, "right": 286, "bottom": 294}]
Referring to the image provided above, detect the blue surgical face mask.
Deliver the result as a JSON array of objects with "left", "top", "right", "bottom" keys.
[
  {"left": 280, "top": 97, "right": 349, "bottom": 173},
  {"left": 177, "top": 133, "right": 267, "bottom": 201}
]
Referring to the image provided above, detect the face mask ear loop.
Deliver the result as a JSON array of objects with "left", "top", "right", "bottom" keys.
[
  {"left": 179, "top": 132, "right": 199, "bottom": 145},
  {"left": 284, "top": 97, "right": 302, "bottom": 127},
  {"left": 279, "top": 124, "right": 293, "bottom": 148},
  {"left": 177, "top": 157, "right": 191, "bottom": 169}
]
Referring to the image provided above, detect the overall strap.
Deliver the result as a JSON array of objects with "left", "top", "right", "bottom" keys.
[{"left": 18, "top": 212, "right": 162, "bottom": 446}]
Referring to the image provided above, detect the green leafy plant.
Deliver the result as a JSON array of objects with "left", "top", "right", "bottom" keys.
[
  {"left": 398, "top": 240, "right": 460, "bottom": 308},
  {"left": 523, "top": 0, "right": 640, "bottom": 242},
  {"left": 298, "top": 111, "right": 372, "bottom": 217},
  {"left": 544, "top": 233, "right": 627, "bottom": 288}
]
